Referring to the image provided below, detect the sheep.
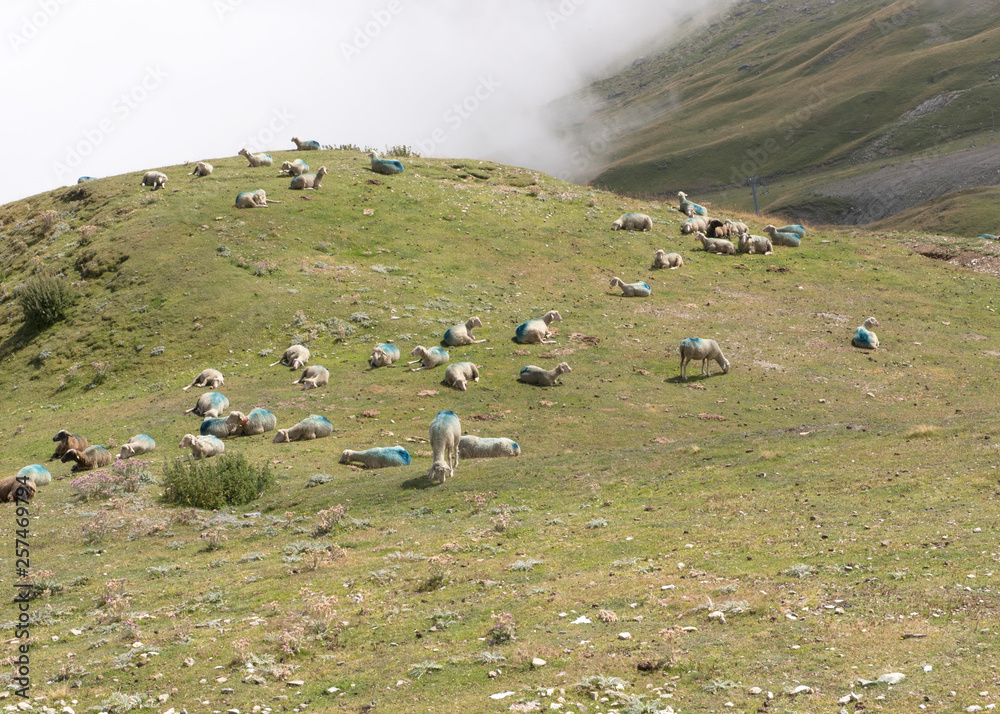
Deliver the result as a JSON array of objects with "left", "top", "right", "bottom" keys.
[
  {"left": 270, "top": 345, "right": 310, "bottom": 370},
  {"left": 611, "top": 212, "right": 653, "bottom": 232},
  {"left": 678, "top": 337, "right": 730, "bottom": 380},
  {"left": 443, "top": 316, "right": 486, "bottom": 346},
  {"left": 182, "top": 368, "right": 224, "bottom": 391},
  {"left": 289, "top": 166, "right": 328, "bottom": 190},
  {"left": 339, "top": 446, "right": 412, "bottom": 469},
  {"left": 178, "top": 434, "right": 225, "bottom": 459},
  {"left": 518, "top": 362, "right": 572, "bottom": 386},
  {"left": 444, "top": 361, "right": 480, "bottom": 391},
  {"left": 653, "top": 250, "right": 684, "bottom": 269},
  {"left": 725, "top": 219, "right": 749, "bottom": 235},
  {"left": 458, "top": 435, "right": 520, "bottom": 459},
  {"left": 141, "top": 171, "right": 167, "bottom": 190},
  {"left": 696, "top": 231, "right": 736, "bottom": 255},
  {"left": 678, "top": 191, "right": 707, "bottom": 217},
  {"left": 610, "top": 277, "right": 652, "bottom": 297},
  {"left": 235, "top": 189, "right": 282, "bottom": 208},
  {"left": 763, "top": 225, "right": 801, "bottom": 247},
  {"left": 515, "top": 310, "right": 562, "bottom": 344},
  {"left": 278, "top": 159, "right": 310, "bottom": 177},
  {"left": 737, "top": 233, "right": 773, "bottom": 255},
  {"left": 77, "top": 176, "right": 96, "bottom": 183},
  {"left": 119, "top": 434, "right": 156, "bottom": 459},
  {"left": 273, "top": 415, "right": 333, "bottom": 443},
  {"left": 61, "top": 445, "right": 114, "bottom": 472},
  {"left": 852, "top": 317, "right": 880, "bottom": 350},
  {"left": 238, "top": 148, "right": 273, "bottom": 167},
  {"left": 184, "top": 391, "right": 230, "bottom": 418},
  {"left": 292, "top": 137, "right": 321, "bottom": 151},
  {"left": 428, "top": 410, "right": 461, "bottom": 483},
  {"left": 50, "top": 430, "right": 88, "bottom": 461},
  {"left": 225, "top": 408, "right": 277, "bottom": 436},
  {"left": 0, "top": 476, "right": 35, "bottom": 502},
  {"left": 370, "top": 151, "right": 404, "bottom": 175},
  {"left": 681, "top": 216, "right": 710, "bottom": 234},
  {"left": 777, "top": 224, "right": 806, "bottom": 239},
  {"left": 409, "top": 345, "right": 449, "bottom": 371},
  {"left": 189, "top": 162, "right": 213, "bottom": 177},
  {"left": 200, "top": 417, "right": 234, "bottom": 438},
  {"left": 707, "top": 218, "right": 730, "bottom": 238},
  {"left": 368, "top": 343, "right": 400, "bottom": 368},
  {"left": 16, "top": 465, "right": 52, "bottom": 487},
  {"left": 293, "top": 365, "right": 329, "bottom": 391}
]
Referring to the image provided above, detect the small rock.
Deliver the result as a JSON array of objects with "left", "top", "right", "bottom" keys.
[
  {"left": 967, "top": 706, "right": 983, "bottom": 713},
  {"left": 618, "top": 632, "right": 631, "bottom": 640},
  {"left": 286, "top": 680, "right": 305, "bottom": 687},
  {"left": 749, "top": 687, "right": 762, "bottom": 695},
  {"left": 490, "top": 691, "right": 516, "bottom": 700},
  {"left": 183, "top": 658, "right": 195, "bottom": 667},
  {"left": 532, "top": 658, "right": 547, "bottom": 668},
  {"left": 571, "top": 616, "right": 591, "bottom": 624},
  {"left": 923, "top": 665, "right": 932, "bottom": 672},
  {"left": 221, "top": 688, "right": 234, "bottom": 694},
  {"left": 789, "top": 685, "right": 812, "bottom": 695},
  {"left": 877, "top": 673, "right": 905, "bottom": 685}
]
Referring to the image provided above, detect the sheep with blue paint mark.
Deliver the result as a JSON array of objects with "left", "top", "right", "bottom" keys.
[
  {"left": 239, "top": 148, "right": 273, "bottom": 167},
  {"left": 444, "top": 362, "right": 480, "bottom": 391},
  {"left": 292, "top": 137, "right": 321, "bottom": 151},
  {"left": 290, "top": 166, "right": 328, "bottom": 190},
  {"left": 16, "top": 465, "right": 52, "bottom": 487},
  {"left": 51, "top": 430, "right": 88, "bottom": 460},
  {"left": 273, "top": 415, "right": 333, "bottom": 443},
  {"left": 225, "top": 408, "right": 277, "bottom": 436},
  {"left": 737, "top": 233, "right": 773, "bottom": 255},
  {"left": 183, "top": 368, "right": 224, "bottom": 391},
  {"left": 190, "top": 162, "right": 213, "bottom": 177},
  {"left": 409, "top": 345, "right": 449, "bottom": 371},
  {"left": 141, "top": 171, "right": 167, "bottom": 190},
  {"left": 270, "top": 345, "right": 310, "bottom": 370},
  {"left": 339, "top": 446, "right": 412, "bottom": 469},
  {"left": 185, "top": 391, "right": 230, "bottom": 418},
  {"left": 444, "top": 317, "right": 485, "bottom": 346},
  {"left": 519, "top": 362, "right": 572, "bottom": 386},
  {"left": 369, "top": 343, "right": 400, "bottom": 368},
  {"left": 653, "top": 250, "right": 683, "bottom": 269},
  {"left": 679, "top": 338, "right": 730, "bottom": 380},
  {"left": 515, "top": 310, "right": 562, "bottom": 344},
  {"left": 119, "top": 435, "right": 156, "bottom": 459},
  {"left": 293, "top": 365, "right": 329, "bottom": 391},
  {"left": 428, "top": 410, "right": 461, "bottom": 483},
  {"left": 200, "top": 417, "right": 233, "bottom": 438},
  {"left": 370, "top": 152, "right": 404, "bottom": 175},
  {"left": 678, "top": 191, "right": 707, "bottom": 217},
  {"left": 777, "top": 224, "right": 806, "bottom": 239},
  {"left": 610, "top": 277, "right": 651, "bottom": 297},
  {"left": 279, "top": 159, "right": 310, "bottom": 177},
  {"left": 77, "top": 176, "right": 96, "bottom": 183},
  {"left": 763, "top": 225, "right": 802, "bottom": 247},
  {"left": 611, "top": 212, "right": 653, "bottom": 232},
  {"left": 458, "top": 435, "right": 520, "bottom": 460},
  {"left": 852, "top": 317, "right": 880, "bottom": 350},
  {"left": 61, "top": 445, "right": 114, "bottom": 472},
  {"left": 179, "top": 434, "right": 225, "bottom": 459}
]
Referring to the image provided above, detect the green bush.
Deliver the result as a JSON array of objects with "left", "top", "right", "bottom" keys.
[
  {"left": 162, "top": 453, "right": 276, "bottom": 509},
  {"left": 17, "top": 275, "right": 74, "bottom": 329}
]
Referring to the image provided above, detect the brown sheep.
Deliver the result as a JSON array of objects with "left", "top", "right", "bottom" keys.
[
  {"left": 51, "top": 430, "right": 88, "bottom": 461},
  {"left": 0, "top": 476, "right": 36, "bottom": 502}
]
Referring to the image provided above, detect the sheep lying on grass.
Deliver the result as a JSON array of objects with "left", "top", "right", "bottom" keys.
[
  {"left": 279, "top": 159, "right": 310, "bottom": 176},
  {"left": 679, "top": 337, "right": 730, "bottom": 380},
  {"left": 852, "top": 317, "right": 880, "bottom": 350},
  {"left": 369, "top": 343, "right": 400, "bottom": 368},
  {"left": 190, "top": 162, "right": 213, "bottom": 177},
  {"left": 777, "top": 224, "right": 806, "bottom": 238},
  {"left": 409, "top": 346, "right": 449, "bottom": 371},
  {"left": 141, "top": 171, "right": 167, "bottom": 190},
  {"left": 696, "top": 231, "right": 735, "bottom": 255},
  {"left": 518, "top": 362, "right": 572, "bottom": 386},
  {"left": 370, "top": 152, "right": 404, "bottom": 175},
  {"left": 737, "top": 233, "right": 773, "bottom": 255},
  {"left": 17, "top": 465, "right": 52, "bottom": 487},
  {"left": 725, "top": 219, "right": 749, "bottom": 235},
  {"left": 443, "top": 317, "right": 485, "bottom": 346},
  {"left": 61, "top": 445, "right": 113, "bottom": 472},
  {"left": 290, "top": 167, "right": 328, "bottom": 190},
  {"left": 239, "top": 148, "right": 273, "bottom": 167},
  {"left": 235, "top": 189, "right": 282, "bottom": 208},
  {"left": 270, "top": 345, "right": 310, "bottom": 370},
  {"left": 293, "top": 365, "right": 329, "bottom": 390},
  {"left": 653, "top": 250, "right": 683, "bottom": 269},
  {"left": 515, "top": 310, "right": 562, "bottom": 344},
  {"left": 178, "top": 434, "right": 224, "bottom": 459},
  {"left": 120, "top": 435, "right": 156, "bottom": 459},
  {"left": 444, "top": 361, "right": 480, "bottom": 391},
  {"left": 183, "top": 368, "right": 224, "bottom": 391},
  {"left": 0, "top": 476, "right": 35, "bottom": 502},
  {"left": 273, "top": 415, "right": 333, "bottom": 443},
  {"left": 225, "top": 408, "right": 277, "bottom": 436},
  {"left": 429, "top": 410, "right": 460, "bottom": 483},
  {"left": 458, "top": 435, "right": 520, "bottom": 459},
  {"left": 682, "top": 216, "right": 710, "bottom": 234},
  {"left": 185, "top": 392, "right": 230, "bottom": 418},
  {"left": 292, "top": 137, "right": 321, "bottom": 151},
  {"left": 678, "top": 191, "right": 707, "bottom": 217},
  {"left": 610, "top": 277, "right": 652, "bottom": 297},
  {"left": 339, "top": 446, "right": 412, "bottom": 468},
  {"left": 200, "top": 417, "right": 233, "bottom": 438},
  {"left": 611, "top": 212, "right": 652, "bottom": 231},
  {"left": 763, "top": 225, "right": 801, "bottom": 247},
  {"left": 77, "top": 176, "right": 96, "bottom": 183},
  {"left": 51, "top": 430, "right": 87, "bottom": 461}
]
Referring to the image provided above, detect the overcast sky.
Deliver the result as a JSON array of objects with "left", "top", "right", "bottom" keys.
[{"left": 2, "top": 0, "right": 728, "bottom": 206}]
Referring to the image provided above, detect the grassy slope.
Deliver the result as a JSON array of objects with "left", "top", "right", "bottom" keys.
[{"left": 1, "top": 151, "right": 999, "bottom": 712}]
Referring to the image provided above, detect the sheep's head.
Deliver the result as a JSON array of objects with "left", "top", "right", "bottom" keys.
[
  {"left": 273, "top": 430, "right": 290, "bottom": 444},
  {"left": 119, "top": 445, "right": 135, "bottom": 458},
  {"left": 678, "top": 191, "right": 687, "bottom": 200},
  {"left": 611, "top": 220, "right": 622, "bottom": 230},
  {"left": 178, "top": 435, "right": 196, "bottom": 449},
  {"left": 430, "top": 460, "right": 451, "bottom": 484},
  {"left": 720, "top": 357, "right": 731, "bottom": 374},
  {"left": 545, "top": 310, "right": 562, "bottom": 324},
  {"left": 468, "top": 316, "right": 483, "bottom": 329},
  {"left": 411, "top": 346, "right": 425, "bottom": 357},
  {"left": 317, "top": 166, "right": 328, "bottom": 177},
  {"left": 609, "top": 277, "right": 621, "bottom": 288},
  {"left": 555, "top": 362, "right": 572, "bottom": 375},
  {"left": 53, "top": 429, "right": 70, "bottom": 442},
  {"left": 60, "top": 449, "right": 80, "bottom": 463},
  {"left": 339, "top": 451, "right": 352, "bottom": 464},
  {"left": 863, "top": 317, "right": 880, "bottom": 329}
]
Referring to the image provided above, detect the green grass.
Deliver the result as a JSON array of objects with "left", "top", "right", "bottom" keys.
[{"left": 1, "top": 148, "right": 999, "bottom": 712}]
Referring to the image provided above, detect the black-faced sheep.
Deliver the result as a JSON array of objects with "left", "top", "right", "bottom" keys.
[
  {"left": 0, "top": 476, "right": 36, "bottom": 502},
  {"left": 61, "top": 445, "right": 114, "bottom": 472},
  {"left": 51, "top": 430, "right": 88, "bottom": 461}
]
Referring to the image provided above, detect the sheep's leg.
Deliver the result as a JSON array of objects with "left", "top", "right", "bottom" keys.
[
  {"left": 406, "top": 359, "right": 422, "bottom": 365},
  {"left": 680, "top": 356, "right": 688, "bottom": 380}
]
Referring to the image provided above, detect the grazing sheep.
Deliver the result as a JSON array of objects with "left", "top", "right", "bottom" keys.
[
  {"left": 61, "top": 445, "right": 114, "bottom": 472},
  {"left": 428, "top": 410, "right": 461, "bottom": 483},
  {"left": 610, "top": 277, "right": 652, "bottom": 297},
  {"left": 0, "top": 476, "right": 36, "bottom": 502},
  {"left": 515, "top": 310, "right": 562, "bottom": 344},
  {"left": 77, "top": 176, "right": 96, "bottom": 183},
  {"left": 611, "top": 212, "right": 653, "bottom": 232},
  {"left": 141, "top": 171, "right": 167, "bottom": 190},
  {"left": 653, "top": 250, "right": 684, "bottom": 269},
  {"left": 409, "top": 345, "right": 449, "bottom": 371},
  {"left": 443, "top": 316, "right": 485, "bottom": 346},
  {"left": 270, "top": 345, "right": 310, "bottom": 370},
  {"left": 178, "top": 434, "right": 225, "bottom": 459},
  {"left": 273, "top": 415, "right": 333, "bottom": 443},
  {"left": 681, "top": 216, "right": 710, "bottom": 234},
  {"left": 339, "top": 446, "right": 412, "bottom": 469},
  {"left": 678, "top": 191, "right": 707, "bottom": 217},
  {"left": 238, "top": 148, "right": 273, "bottom": 167},
  {"left": 458, "top": 435, "right": 520, "bottom": 459},
  {"left": 200, "top": 417, "right": 234, "bottom": 438},
  {"left": 278, "top": 159, "right": 310, "bottom": 176},
  {"left": 370, "top": 151, "right": 404, "bottom": 175},
  {"left": 763, "top": 225, "right": 802, "bottom": 247},
  {"left": 289, "top": 166, "right": 328, "bottom": 190},
  {"left": 292, "top": 137, "right": 321, "bottom": 151},
  {"left": 51, "top": 430, "right": 88, "bottom": 461},
  {"left": 678, "top": 337, "right": 730, "bottom": 380},
  {"left": 852, "top": 317, "right": 880, "bottom": 350},
  {"left": 120, "top": 434, "right": 156, "bottom": 459},
  {"left": 293, "top": 365, "right": 329, "bottom": 391},
  {"left": 182, "top": 368, "right": 224, "bottom": 391},
  {"left": 696, "top": 231, "right": 736, "bottom": 255},
  {"left": 184, "top": 391, "right": 230, "bottom": 418},
  {"left": 737, "top": 233, "right": 773, "bottom": 255},
  {"left": 518, "top": 362, "right": 572, "bottom": 386},
  {"left": 444, "top": 361, "right": 480, "bottom": 391},
  {"left": 369, "top": 343, "right": 400, "bottom": 368},
  {"left": 189, "top": 162, "right": 213, "bottom": 177},
  {"left": 16, "top": 465, "right": 52, "bottom": 487},
  {"left": 225, "top": 408, "right": 277, "bottom": 436},
  {"left": 235, "top": 189, "right": 282, "bottom": 208}
]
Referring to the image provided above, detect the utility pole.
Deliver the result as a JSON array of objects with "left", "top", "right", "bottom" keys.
[{"left": 744, "top": 176, "right": 767, "bottom": 216}]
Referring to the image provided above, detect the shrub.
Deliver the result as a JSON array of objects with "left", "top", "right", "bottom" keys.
[
  {"left": 16, "top": 275, "right": 74, "bottom": 329},
  {"left": 162, "top": 453, "right": 276, "bottom": 509}
]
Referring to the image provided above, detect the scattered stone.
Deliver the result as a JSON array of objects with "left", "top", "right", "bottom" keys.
[
  {"left": 749, "top": 687, "right": 762, "bottom": 695},
  {"left": 531, "top": 658, "right": 547, "bottom": 668},
  {"left": 618, "top": 632, "right": 632, "bottom": 640},
  {"left": 789, "top": 685, "right": 812, "bottom": 695},
  {"left": 923, "top": 665, "right": 933, "bottom": 672},
  {"left": 490, "top": 691, "right": 516, "bottom": 700},
  {"left": 286, "top": 680, "right": 305, "bottom": 687},
  {"left": 183, "top": 658, "right": 195, "bottom": 667},
  {"left": 967, "top": 707, "right": 983, "bottom": 713},
  {"left": 878, "top": 673, "right": 905, "bottom": 685},
  {"left": 571, "top": 616, "right": 591, "bottom": 624}
]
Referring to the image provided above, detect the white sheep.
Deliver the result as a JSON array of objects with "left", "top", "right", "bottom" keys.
[
  {"left": 200, "top": 417, "right": 233, "bottom": 438},
  {"left": 119, "top": 434, "right": 156, "bottom": 459},
  {"left": 653, "top": 250, "right": 684, "bottom": 269},
  {"left": 16, "top": 465, "right": 52, "bottom": 487},
  {"left": 677, "top": 191, "right": 707, "bottom": 217},
  {"left": 370, "top": 151, "right": 405, "bottom": 175},
  {"left": 189, "top": 162, "right": 213, "bottom": 177},
  {"left": 278, "top": 159, "right": 310, "bottom": 176},
  {"left": 696, "top": 231, "right": 735, "bottom": 255},
  {"left": 270, "top": 345, "right": 310, "bottom": 370},
  {"left": 678, "top": 338, "right": 730, "bottom": 380},
  {"left": 60, "top": 445, "right": 114, "bottom": 472},
  {"left": 518, "top": 362, "right": 572, "bottom": 386},
  {"left": 141, "top": 171, "right": 167, "bottom": 190},
  {"left": 852, "top": 317, "right": 880, "bottom": 350},
  {"left": 724, "top": 219, "right": 749, "bottom": 235},
  {"left": 238, "top": 148, "right": 273, "bottom": 167},
  {"left": 444, "top": 361, "right": 480, "bottom": 391},
  {"left": 50, "top": 430, "right": 88, "bottom": 460},
  {"left": 339, "top": 446, "right": 412, "bottom": 469},
  {"left": 289, "top": 166, "right": 328, "bottom": 190},
  {"left": 409, "top": 345, "right": 449, "bottom": 371},
  {"left": 611, "top": 212, "right": 653, "bottom": 231},
  {"left": 184, "top": 391, "right": 230, "bottom": 418},
  {"left": 763, "top": 225, "right": 802, "bottom": 247},
  {"left": 293, "top": 365, "right": 329, "bottom": 391},
  {"left": 235, "top": 189, "right": 282, "bottom": 208},
  {"left": 428, "top": 410, "right": 461, "bottom": 483},
  {"left": 182, "top": 368, "right": 224, "bottom": 391},
  {"left": 515, "top": 310, "right": 562, "bottom": 344},
  {"left": 178, "top": 434, "right": 225, "bottom": 459},
  {"left": 737, "top": 233, "right": 773, "bottom": 255},
  {"left": 292, "top": 137, "right": 321, "bottom": 151},
  {"left": 610, "top": 277, "right": 652, "bottom": 297},
  {"left": 443, "top": 317, "right": 486, "bottom": 346},
  {"left": 458, "top": 435, "right": 520, "bottom": 459},
  {"left": 225, "top": 408, "right": 277, "bottom": 436},
  {"left": 273, "top": 415, "right": 333, "bottom": 443},
  {"left": 681, "top": 216, "right": 710, "bottom": 235},
  {"left": 368, "top": 343, "right": 400, "bottom": 368}
]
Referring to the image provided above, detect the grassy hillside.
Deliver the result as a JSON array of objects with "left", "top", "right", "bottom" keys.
[{"left": 1, "top": 150, "right": 1000, "bottom": 712}]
